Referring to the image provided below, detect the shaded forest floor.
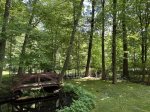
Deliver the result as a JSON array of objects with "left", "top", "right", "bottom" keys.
[
  {"left": 66, "top": 78, "right": 150, "bottom": 112},
  {"left": 0, "top": 73, "right": 150, "bottom": 112}
]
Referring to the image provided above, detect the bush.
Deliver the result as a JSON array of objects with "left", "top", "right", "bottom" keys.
[{"left": 57, "top": 83, "right": 95, "bottom": 112}]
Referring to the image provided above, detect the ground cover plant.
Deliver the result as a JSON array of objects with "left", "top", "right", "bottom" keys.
[
  {"left": 67, "top": 79, "right": 150, "bottom": 112},
  {"left": 0, "top": 0, "right": 150, "bottom": 111},
  {"left": 57, "top": 83, "right": 95, "bottom": 112}
]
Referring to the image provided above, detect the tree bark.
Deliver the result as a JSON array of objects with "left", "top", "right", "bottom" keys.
[
  {"left": 60, "top": 0, "right": 84, "bottom": 80},
  {"left": 101, "top": 0, "right": 106, "bottom": 80},
  {"left": 112, "top": 0, "right": 117, "bottom": 84},
  {"left": 142, "top": 1, "right": 149, "bottom": 82},
  {"left": 136, "top": 0, "right": 149, "bottom": 82},
  {"left": 76, "top": 34, "right": 80, "bottom": 76},
  {"left": 18, "top": 0, "right": 38, "bottom": 75},
  {"left": 0, "top": 0, "right": 11, "bottom": 83},
  {"left": 122, "top": 0, "right": 129, "bottom": 80},
  {"left": 85, "top": 0, "right": 95, "bottom": 77}
]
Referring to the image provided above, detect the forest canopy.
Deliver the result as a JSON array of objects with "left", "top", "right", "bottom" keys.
[{"left": 0, "top": 0, "right": 150, "bottom": 84}]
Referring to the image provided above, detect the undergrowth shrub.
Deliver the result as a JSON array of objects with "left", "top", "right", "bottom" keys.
[{"left": 57, "top": 83, "right": 95, "bottom": 112}]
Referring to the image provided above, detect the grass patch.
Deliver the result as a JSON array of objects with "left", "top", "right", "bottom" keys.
[{"left": 66, "top": 79, "right": 150, "bottom": 112}]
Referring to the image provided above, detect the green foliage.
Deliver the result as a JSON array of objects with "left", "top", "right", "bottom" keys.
[
  {"left": 1, "top": 0, "right": 150, "bottom": 80},
  {"left": 57, "top": 83, "right": 95, "bottom": 112},
  {"left": 67, "top": 79, "right": 150, "bottom": 112}
]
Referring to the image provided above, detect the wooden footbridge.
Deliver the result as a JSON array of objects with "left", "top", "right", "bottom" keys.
[
  {"left": 11, "top": 72, "right": 61, "bottom": 96},
  {"left": 0, "top": 72, "right": 62, "bottom": 104}
]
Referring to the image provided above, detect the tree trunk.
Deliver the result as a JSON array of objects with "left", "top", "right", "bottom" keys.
[
  {"left": 101, "top": 0, "right": 106, "bottom": 80},
  {"left": 18, "top": 34, "right": 29, "bottom": 75},
  {"left": 60, "top": 0, "right": 84, "bottom": 80},
  {"left": 133, "top": 42, "right": 136, "bottom": 71},
  {"left": 141, "top": 25, "right": 149, "bottom": 82},
  {"left": 0, "top": 41, "right": 6, "bottom": 83},
  {"left": 142, "top": 1, "right": 149, "bottom": 82},
  {"left": 112, "top": 0, "right": 117, "bottom": 84},
  {"left": 76, "top": 34, "right": 80, "bottom": 76},
  {"left": 137, "top": 0, "right": 150, "bottom": 82},
  {"left": 141, "top": 23, "right": 145, "bottom": 81},
  {"left": 85, "top": 0, "right": 95, "bottom": 77},
  {"left": 122, "top": 0, "right": 129, "bottom": 80},
  {"left": 18, "top": 0, "right": 37, "bottom": 75},
  {"left": 0, "top": 0, "right": 11, "bottom": 83},
  {"left": 144, "top": 0, "right": 149, "bottom": 63}
]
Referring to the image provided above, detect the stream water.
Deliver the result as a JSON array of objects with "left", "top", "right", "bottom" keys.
[{"left": 0, "top": 92, "right": 75, "bottom": 112}]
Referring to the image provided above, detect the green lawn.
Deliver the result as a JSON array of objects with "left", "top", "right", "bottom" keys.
[{"left": 66, "top": 79, "right": 150, "bottom": 112}]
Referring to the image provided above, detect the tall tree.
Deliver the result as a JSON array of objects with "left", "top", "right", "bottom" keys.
[
  {"left": 101, "top": 0, "right": 106, "bottom": 80},
  {"left": 18, "top": 0, "right": 38, "bottom": 75},
  {"left": 75, "top": 34, "right": 80, "bottom": 76},
  {"left": 60, "top": 0, "right": 84, "bottom": 80},
  {"left": 0, "top": 0, "right": 11, "bottom": 83},
  {"left": 122, "top": 0, "right": 129, "bottom": 79},
  {"left": 141, "top": 0, "right": 149, "bottom": 82},
  {"left": 85, "top": 0, "right": 95, "bottom": 77},
  {"left": 136, "top": 0, "right": 150, "bottom": 81},
  {"left": 112, "top": 0, "right": 117, "bottom": 84}
]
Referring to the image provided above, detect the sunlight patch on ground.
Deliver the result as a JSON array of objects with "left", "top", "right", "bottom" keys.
[
  {"left": 132, "top": 106, "right": 149, "bottom": 112},
  {"left": 78, "top": 76, "right": 100, "bottom": 81},
  {"left": 100, "top": 96, "right": 110, "bottom": 101},
  {"left": 2, "top": 71, "right": 9, "bottom": 76},
  {"left": 75, "top": 81, "right": 81, "bottom": 84}
]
